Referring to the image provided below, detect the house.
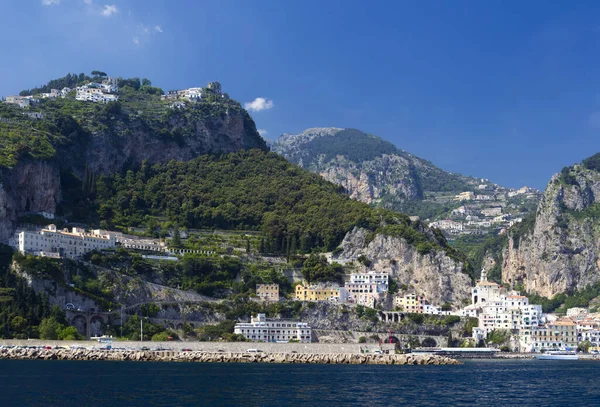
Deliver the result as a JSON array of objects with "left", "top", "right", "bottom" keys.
[
  {"left": 455, "top": 191, "right": 475, "bottom": 201},
  {"left": 345, "top": 283, "right": 381, "bottom": 307},
  {"left": 234, "top": 313, "right": 311, "bottom": 343},
  {"left": 394, "top": 293, "right": 429, "bottom": 313},
  {"left": 481, "top": 207, "right": 502, "bottom": 217},
  {"left": 256, "top": 284, "right": 279, "bottom": 302},
  {"left": 566, "top": 307, "right": 588, "bottom": 319}
]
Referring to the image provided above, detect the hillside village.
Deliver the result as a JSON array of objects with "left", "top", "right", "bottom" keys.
[
  {"left": 428, "top": 185, "right": 540, "bottom": 238},
  {"left": 7, "top": 218, "right": 600, "bottom": 353},
  {"left": 0, "top": 72, "right": 598, "bottom": 357}
]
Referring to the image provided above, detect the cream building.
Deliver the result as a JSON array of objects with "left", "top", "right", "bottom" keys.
[
  {"left": 256, "top": 284, "right": 279, "bottom": 302},
  {"left": 531, "top": 319, "right": 578, "bottom": 351},
  {"left": 234, "top": 313, "right": 311, "bottom": 343},
  {"left": 9, "top": 225, "right": 116, "bottom": 259}
]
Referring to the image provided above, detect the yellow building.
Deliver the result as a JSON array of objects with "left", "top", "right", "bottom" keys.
[
  {"left": 295, "top": 283, "right": 341, "bottom": 302},
  {"left": 394, "top": 293, "right": 429, "bottom": 313}
]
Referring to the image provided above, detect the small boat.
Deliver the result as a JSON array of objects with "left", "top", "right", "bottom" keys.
[{"left": 535, "top": 350, "right": 578, "bottom": 360}]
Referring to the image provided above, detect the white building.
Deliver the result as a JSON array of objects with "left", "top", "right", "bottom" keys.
[
  {"left": 345, "top": 283, "right": 381, "bottom": 307},
  {"left": 75, "top": 81, "right": 118, "bottom": 103},
  {"left": 349, "top": 271, "right": 388, "bottom": 291},
  {"left": 566, "top": 307, "right": 588, "bottom": 319},
  {"left": 580, "top": 329, "right": 600, "bottom": 346},
  {"left": 470, "top": 268, "right": 543, "bottom": 349},
  {"left": 234, "top": 313, "right": 311, "bottom": 343},
  {"left": 481, "top": 207, "right": 502, "bottom": 217},
  {"left": 9, "top": 225, "right": 116, "bottom": 259},
  {"left": 429, "top": 219, "right": 464, "bottom": 233}
]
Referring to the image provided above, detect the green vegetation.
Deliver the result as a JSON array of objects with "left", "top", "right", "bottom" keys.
[
  {"left": 394, "top": 200, "right": 461, "bottom": 222},
  {"left": 486, "top": 329, "right": 511, "bottom": 346},
  {"left": 86, "top": 248, "right": 292, "bottom": 298},
  {"left": 92, "top": 150, "right": 462, "bottom": 264},
  {"left": 451, "top": 233, "right": 506, "bottom": 284},
  {"left": 19, "top": 72, "right": 91, "bottom": 96},
  {"left": 295, "top": 129, "right": 399, "bottom": 164},
  {"left": 582, "top": 152, "right": 600, "bottom": 172},
  {"left": 524, "top": 281, "right": 600, "bottom": 314},
  {"left": 301, "top": 255, "right": 344, "bottom": 284}
]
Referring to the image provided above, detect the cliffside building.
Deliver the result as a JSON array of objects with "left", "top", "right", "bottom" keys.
[
  {"left": 256, "top": 284, "right": 279, "bottom": 302},
  {"left": 295, "top": 283, "right": 344, "bottom": 302},
  {"left": 234, "top": 313, "right": 311, "bottom": 343},
  {"left": 9, "top": 225, "right": 116, "bottom": 259}
]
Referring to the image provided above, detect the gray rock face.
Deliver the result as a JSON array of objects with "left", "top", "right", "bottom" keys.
[
  {"left": 85, "top": 108, "right": 264, "bottom": 176},
  {"left": 502, "top": 165, "right": 600, "bottom": 297},
  {"left": 337, "top": 227, "right": 472, "bottom": 305},
  {"left": 0, "top": 161, "right": 61, "bottom": 241}
]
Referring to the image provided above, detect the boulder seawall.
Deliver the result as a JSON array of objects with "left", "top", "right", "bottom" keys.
[{"left": 0, "top": 348, "right": 461, "bottom": 365}]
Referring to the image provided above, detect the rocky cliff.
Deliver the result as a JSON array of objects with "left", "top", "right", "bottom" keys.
[
  {"left": 0, "top": 161, "right": 61, "bottom": 241},
  {"left": 272, "top": 127, "right": 492, "bottom": 213},
  {"left": 336, "top": 227, "right": 472, "bottom": 305},
  {"left": 502, "top": 160, "right": 600, "bottom": 297},
  {"left": 0, "top": 93, "right": 266, "bottom": 242}
]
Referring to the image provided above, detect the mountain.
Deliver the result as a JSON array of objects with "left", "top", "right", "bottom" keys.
[
  {"left": 500, "top": 153, "right": 600, "bottom": 298},
  {"left": 272, "top": 128, "right": 494, "bottom": 218},
  {"left": 0, "top": 75, "right": 265, "bottom": 241}
]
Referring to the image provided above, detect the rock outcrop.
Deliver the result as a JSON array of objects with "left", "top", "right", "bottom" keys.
[
  {"left": 0, "top": 161, "right": 61, "bottom": 241},
  {"left": 502, "top": 163, "right": 600, "bottom": 297},
  {"left": 337, "top": 227, "right": 472, "bottom": 305}
]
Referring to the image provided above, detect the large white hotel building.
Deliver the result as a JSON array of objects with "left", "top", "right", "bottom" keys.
[
  {"left": 234, "top": 314, "right": 312, "bottom": 343},
  {"left": 8, "top": 225, "right": 116, "bottom": 259}
]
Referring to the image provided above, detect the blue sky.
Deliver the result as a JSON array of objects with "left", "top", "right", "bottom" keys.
[{"left": 1, "top": 1, "right": 600, "bottom": 189}]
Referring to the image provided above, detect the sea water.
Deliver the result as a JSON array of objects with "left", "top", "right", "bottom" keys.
[{"left": 0, "top": 359, "right": 598, "bottom": 406}]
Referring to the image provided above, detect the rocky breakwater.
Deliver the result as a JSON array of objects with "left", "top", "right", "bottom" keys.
[{"left": 0, "top": 348, "right": 460, "bottom": 365}]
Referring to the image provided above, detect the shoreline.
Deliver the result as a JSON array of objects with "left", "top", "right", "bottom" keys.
[{"left": 0, "top": 348, "right": 461, "bottom": 365}]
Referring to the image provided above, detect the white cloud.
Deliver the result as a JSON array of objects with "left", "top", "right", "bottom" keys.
[
  {"left": 244, "top": 97, "right": 274, "bottom": 112},
  {"left": 83, "top": 0, "right": 92, "bottom": 4},
  {"left": 41, "top": 0, "right": 60, "bottom": 5},
  {"left": 133, "top": 37, "right": 140, "bottom": 45},
  {"left": 154, "top": 25, "right": 163, "bottom": 33},
  {"left": 257, "top": 129, "right": 268, "bottom": 137},
  {"left": 101, "top": 4, "right": 118, "bottom": 17}
]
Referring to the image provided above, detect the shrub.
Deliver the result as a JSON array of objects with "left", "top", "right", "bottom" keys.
[{"left": 358, "top": 336, "right": 366, "bottom": 343}]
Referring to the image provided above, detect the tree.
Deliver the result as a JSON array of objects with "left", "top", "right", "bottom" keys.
[
  {"left": 141, "top": 78, "right": 152, "bottom": 86},
  {"left": 151, "top": 331, "right": 170, "bottom": 341},
  {"left": 578, "top": 340, "right": 592, "bottom": 353},
  {"left": 11, "top": 316, "right": 27, "bottom": 334},
  {"left": 91, "top": 70, "right": 107, "bottom": 77},
  {"left": 171, "top": 224, "right": 182, "bottom": 248},
  {"left": 39, "top": 317, "right": 62, "bottom": 340},
  {"left": 59, "top": 326, "right": 82, "bottom": 340}
]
